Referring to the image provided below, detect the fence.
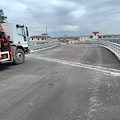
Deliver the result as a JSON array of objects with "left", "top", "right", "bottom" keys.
[{"left": 28, "top": 39, "right": 60, "bottom": 51}]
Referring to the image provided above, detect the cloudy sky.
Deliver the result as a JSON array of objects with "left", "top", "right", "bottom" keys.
[{"left": 0, "top": 0, "right": 120, "bottom": 37}]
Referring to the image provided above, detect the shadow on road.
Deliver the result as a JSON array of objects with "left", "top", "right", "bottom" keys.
[{"left": 0, "top": 62, "right": 14, "bottom": 71}]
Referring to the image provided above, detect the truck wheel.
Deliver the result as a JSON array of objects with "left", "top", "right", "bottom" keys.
[{"left": 14, "top": 48, "right": 25, "bottom": 64}]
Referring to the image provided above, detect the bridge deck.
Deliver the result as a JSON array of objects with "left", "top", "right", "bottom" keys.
[{"left": 0, "top": 45, "right": 120, "bottom": 120}]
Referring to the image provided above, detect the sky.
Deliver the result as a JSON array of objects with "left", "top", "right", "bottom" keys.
[{"left": 0, "top": 0, "right": 120, "bottom": 37}]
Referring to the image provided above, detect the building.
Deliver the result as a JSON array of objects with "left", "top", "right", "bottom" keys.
[
  {"left": 98, "top": 34, "right": 120, "bottom": 38},
  {"left": 79, "top": 32, "right": 120, "bottom": 42},
  {"left": 29, "top": 34, "right": 51, "bottom": 41},
  {"left": 79, "top": 35, "right": 93, "bottom": 42},
  {"left": 93, "top": 32, "right": 99, "bottom": 39},
  {"left": 79, "top": 32, "right": 99, "bottom": 41},
  {"left": 69, "top": 39, "right": 79, "bottom": 44}
]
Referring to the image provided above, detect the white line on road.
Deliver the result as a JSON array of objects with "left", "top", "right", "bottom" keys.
[{"left": 27, "top": 55, "right": 120, "bottom": 76}]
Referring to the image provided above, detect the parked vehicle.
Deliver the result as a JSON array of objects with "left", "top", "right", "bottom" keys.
[{"left": 0, "top": 22, "right": 29, "bottom": 64}]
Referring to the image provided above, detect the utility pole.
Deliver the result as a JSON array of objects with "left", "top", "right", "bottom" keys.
[{"left": 46, "top": 27, "right": 47, "bottom": 40}]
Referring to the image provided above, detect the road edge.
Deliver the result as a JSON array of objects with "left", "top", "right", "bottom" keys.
[
  {"left": 100, "top": 45, "right": 120, "bottom": 62},
  {"left": 29, "top": 45, "right": 59, "bottom": 53}
]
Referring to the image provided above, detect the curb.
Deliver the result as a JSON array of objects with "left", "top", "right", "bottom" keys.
[{"left": 29, "top": 45, "right": 59, "bottom": 53}]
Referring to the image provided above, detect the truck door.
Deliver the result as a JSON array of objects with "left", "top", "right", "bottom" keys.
[{"left": 16, "top": 25, "right": 28, "bottom": 48}]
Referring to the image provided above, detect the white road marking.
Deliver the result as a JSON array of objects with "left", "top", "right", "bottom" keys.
[{"left": 27, "top": 55, "right": 120, "bottom": 76}]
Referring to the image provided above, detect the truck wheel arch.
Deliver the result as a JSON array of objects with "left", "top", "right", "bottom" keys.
[
  {"left": 12, "top": 46, "right": 25, "bottom": 64},
  {"left": 12, "top": 46, "right": 25, "bottom": 56}
]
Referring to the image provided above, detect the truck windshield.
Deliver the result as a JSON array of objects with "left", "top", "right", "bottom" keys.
[{"left": 16, "top": 25, "right": 25, "bottom": 36}]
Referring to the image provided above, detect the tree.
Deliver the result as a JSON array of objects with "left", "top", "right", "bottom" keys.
[{"left": 0, "top": 7, "right": 7, "bottom": 23}]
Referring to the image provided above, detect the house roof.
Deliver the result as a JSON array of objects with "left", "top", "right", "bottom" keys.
[
  {"left": 41, "top": 34, "right": 48, "bottom": 35},
  {"left": 29, "top": 36, "right": 51, "bottom": 38},
  {"left": 93, "top": 32, "right": 99, "bottom": 34}
]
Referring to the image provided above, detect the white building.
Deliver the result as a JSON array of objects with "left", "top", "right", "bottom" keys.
[
  {"left": 69, "top": 39, "right": 79, "bottom": 44},
  {"left": 93, "top": 32, "right": 99, "bottom": 39},
  {"left": 79, "top": 31, "right": 120, "bottom": 42},
  {"left": 79, "top": 35, "right": 93, "bottom": 42}
]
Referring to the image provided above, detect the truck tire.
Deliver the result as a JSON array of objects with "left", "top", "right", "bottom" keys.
[{"left": 13, "top": 48, "right": 25, "bottom": 64}]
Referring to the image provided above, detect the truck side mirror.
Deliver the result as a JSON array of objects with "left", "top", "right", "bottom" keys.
[
  {"left": 26, "top": 27, "right": 29, "bottom": 37},
  {"left": 8, "top": 36, "right": 10, "bottom": 39},
  {"left": 16, "top": 25, "right": 19, "bottom": 28}
]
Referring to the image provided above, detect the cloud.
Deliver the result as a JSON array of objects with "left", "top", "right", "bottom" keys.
[
  {"left": 62, "top": 25, "right": 80, "bottom": 31},
  {"left": 0, "top": 0, "right": 120, "bottom": 36},
  {"left": 12, "top": 2, "right": 27, "bottom": 11}
]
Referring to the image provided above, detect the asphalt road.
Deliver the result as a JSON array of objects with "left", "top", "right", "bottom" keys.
[{"left": 0, "top": 44, "right": 120, "bottom": 120}]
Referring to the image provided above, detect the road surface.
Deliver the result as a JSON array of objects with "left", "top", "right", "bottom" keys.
[{"left": 0, "top": 44, "right": 120, "bottom": 120}]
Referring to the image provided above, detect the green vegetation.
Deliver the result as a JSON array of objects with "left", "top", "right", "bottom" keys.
[{"left": 0, "top": 7, "right": 7, "bottom": 23}]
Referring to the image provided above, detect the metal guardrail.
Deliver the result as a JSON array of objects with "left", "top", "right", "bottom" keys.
[
  {"left": 28, "top": 39, "right": 60, "bottom": 51},
  {"left": 100, "top": 40, "right": 120, "bottom": 54},
  {"left": 99, "top": 37, "right": 120, "bottom": 44},
  {"left": 77, "top": 38, "right": 120, "bottom": 60}
]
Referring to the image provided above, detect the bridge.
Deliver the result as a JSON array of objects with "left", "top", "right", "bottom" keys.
[{"left": 0, "top": 43, "right": 120, "bottom": 120}]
